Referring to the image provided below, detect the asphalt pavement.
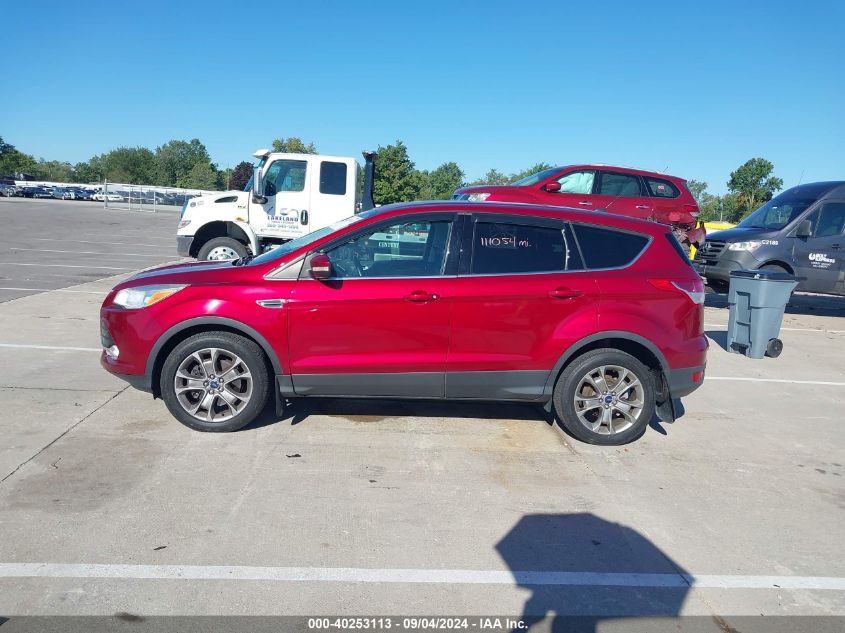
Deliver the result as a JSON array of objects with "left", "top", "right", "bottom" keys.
[{"left": 0, "top": 199, "right": 843, "bottom": 631}]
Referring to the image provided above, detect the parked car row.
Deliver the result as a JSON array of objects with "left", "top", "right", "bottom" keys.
[{"left": 0, "top": 182, "right": 200, "bottom": 206}]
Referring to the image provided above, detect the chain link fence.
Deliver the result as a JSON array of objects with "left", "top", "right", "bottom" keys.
[{"left": 99, "top": 182, "right": 217, "bottom": 212}]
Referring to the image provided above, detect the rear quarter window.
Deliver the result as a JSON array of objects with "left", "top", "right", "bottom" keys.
[
  {"left": 645, "top": 177, "right": 680, "bottom": 198},
  {"left": 573, "top": 224, "right": 650, "bottom": 269}
]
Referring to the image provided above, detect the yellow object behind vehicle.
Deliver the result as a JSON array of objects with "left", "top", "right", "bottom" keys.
[{"left": 690, "top": 221, "right": 736, "bottom": 259}]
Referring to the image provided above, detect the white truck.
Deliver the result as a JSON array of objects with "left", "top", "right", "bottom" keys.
[{"left": 177, "top": 149, "right": 376, "bottom": 260}]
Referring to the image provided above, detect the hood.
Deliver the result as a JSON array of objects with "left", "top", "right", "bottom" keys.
[
  {"left": 706, "top": 226, "right": 782, "bottom": 242},
  {"left": 454, "top": 184, "right": 522, "bottom": 195},
  {"left": 126, "top": 260, "right": 233, "bottom": 283}
]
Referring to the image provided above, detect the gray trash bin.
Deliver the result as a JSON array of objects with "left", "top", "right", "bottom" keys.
[{"left": 726, "top": 269, "right": 800, "bottom": 358}]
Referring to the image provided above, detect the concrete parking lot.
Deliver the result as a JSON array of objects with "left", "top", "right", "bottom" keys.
[{"left": 0, "top": 199, "right": 843, "bottom": 630}]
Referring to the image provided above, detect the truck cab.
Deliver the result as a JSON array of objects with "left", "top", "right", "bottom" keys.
[
  {"left": 177, "top": 149, "right": 375, "bottom": 261},
  {"left": 694, "top": 181, "right": 845, "bottom": 295}
]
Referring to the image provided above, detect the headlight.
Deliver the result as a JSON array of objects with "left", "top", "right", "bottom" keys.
[
  {"left": 728, "top": 241, "right": 762, "bottom": 252},
  {"left": 178, "top": 219, "right": 191, "bottom": 229},
  {"left": 467, "top": 193, "right": 491, "bottom": 202},
  {"left": 113, "top": 284, "right": 186, "bottom": 309}
]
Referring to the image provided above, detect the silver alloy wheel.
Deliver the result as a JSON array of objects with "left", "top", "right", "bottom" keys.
[
  {"left": 206, "top": 245, "right": 240, "bottom": 260},
  {"left": 173, "top": 347, "right": 253, "bottom": 422},
  {"left": 573, "top": 364, "right": 645, "bottom": 436}
]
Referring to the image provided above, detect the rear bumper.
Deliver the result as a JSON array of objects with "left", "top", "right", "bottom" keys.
[
  {"left": 176, "top": 235, "right": 193, "bottom": 257},
  {"left": 666, "top": 365, "right": 706, "bottom": 398}
]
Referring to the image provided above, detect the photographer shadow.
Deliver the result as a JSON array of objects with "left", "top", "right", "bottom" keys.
[{"left": 496, "top": 513, "right": 692, "bottom": 632}]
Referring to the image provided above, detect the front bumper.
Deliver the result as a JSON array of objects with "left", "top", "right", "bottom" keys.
[
  {"left": 693, "top": 250, "right": 760, "bottom": 284},
  {"left": 176, "top": 235, "right": 194, "bottom": 257}
]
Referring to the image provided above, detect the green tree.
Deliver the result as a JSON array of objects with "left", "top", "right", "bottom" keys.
[
  {"left": 229, "top": 161, "right": 253, "bottom": 190},
  {"left": 471, "top": 168, "right": 509, "bottom": 186},
  {"left": 97, "top": 147, "right": 156, "bottom": 184},
  {"left": 426, "top": 161, "right": 465, "bottom": 199},
  {"left": 29, "top": 160, "right": 74, "bottom": 182},
  {"left": 0, "top": 136, "right": 37, "bottom": 176},
  {"left": 372, "top": 140, "right": 424, "bottom": 205},
  {"left": 178, "top": 161, "right": 219, "bottom": 190},
  {"left": 686, "top": 179, "right": 708, "bottom": 205},
  {"left": 154, "top": 139, "right": 211, "bottom": 186},
  {"left": 727, "top": 158, "right": 783, "bottom": 218},
  {"left": 271, "top": 137, "right": 317, "bottom": 154},
  {"left": 72, "top": 156, "right": 105, "bottom": 183}
]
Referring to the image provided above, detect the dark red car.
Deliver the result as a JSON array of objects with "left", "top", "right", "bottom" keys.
[
  {"left": 454, "top": 165, "right": 705, "bottom": 250},
  {"left": 100, "top": 201, "right": 707, "bottom": 445}
]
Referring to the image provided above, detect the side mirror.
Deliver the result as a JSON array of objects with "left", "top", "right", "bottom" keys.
[
  {"left": 796, "top": 219, "right": 812, "bottom": 238},
  {"left": 543, "top": 181, "right": 561, "bottom": 192},
  {"left": 308, "top": 253, "right": 332, "bottom": 280},
  {"left": 251, "top": 166, "right": 267, "bottom": 204}
]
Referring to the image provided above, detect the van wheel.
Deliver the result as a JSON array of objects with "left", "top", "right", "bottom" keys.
[
  {"left": 198, "top": 237, "right": 248, "bottom": 261},
  {"left": 553, "top": 349, "right": 655, "bottom": 445},
  {"left": 160, "top": 332, "right": 269, "bottom": 432}
]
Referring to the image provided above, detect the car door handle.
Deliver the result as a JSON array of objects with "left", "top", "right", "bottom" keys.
[
  {"left": 404, "top": 290, "right": 439, "bottom": 302},
  {"left": 549, "top": 287, "right": 583, "bottom": 299},
  {"left": 636, "top": 205, "right": 651, "bottom": 209},
  {"left": 578, "top": 201, "right": 593, "bottom": 206}
]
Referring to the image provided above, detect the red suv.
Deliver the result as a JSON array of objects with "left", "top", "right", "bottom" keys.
[
  {"left": 100, "top": 201, "right": 707, "bottom": 445},
  {"left": 454, "top": 165, "right": 704, "bottom": 250}
]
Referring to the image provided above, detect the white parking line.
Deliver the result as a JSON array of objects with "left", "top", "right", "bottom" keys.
[
  {"left": 0, "top": 287, "right": 106, "bottom": 295},
  {"left": 706, "top": 323, "right": 845, "bottom": 334},
  {"left": 0, "top": 344, "right": 100, "bottom": 352},
  {"left": 0, "top": 563, "right": 843, "bottom": 590},
  {"left": 708, "top": 377, "right": 845, "bottom": 386},
  {"left": 11, "top": 248, "right": 179, "bottom": 259},
  {"left": 33, "top": 238, "right": 172, "bottom": 249},
  {"left": 0, "top": 263, "right": 131, "bottom": 270}
]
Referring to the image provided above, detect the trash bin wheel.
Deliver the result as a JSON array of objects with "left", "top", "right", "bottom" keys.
[{"left": 765, "top": 338, "right": 783, "bottom": 358}]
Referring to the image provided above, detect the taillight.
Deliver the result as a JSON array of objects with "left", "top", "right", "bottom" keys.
[
  {"left": 683, "top": 203, "right": 700, "bottom": 218},
  {"left": 648, "top": 278, "right": 705, "bottom": 305}
]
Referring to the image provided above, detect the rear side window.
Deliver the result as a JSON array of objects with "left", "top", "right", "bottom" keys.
[
  {"left": 598, "top": 172, "right": 643, "bottom": 197},
  {"left": 645, "top": 177, "right": 680, "bottom": 198},
  {"left": 472, "top": 222, "right": 583, "bottom": 274},
  {"left": 573, "top": 224, "right": 649, "bottom": 269},
  {"left": 319, "top": 161, "right": 347, "bottom": 195}
]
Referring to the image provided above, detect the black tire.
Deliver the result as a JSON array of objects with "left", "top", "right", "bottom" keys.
[
  {"left": 552, "top": 348, "right": 656, "bottom": 446},
  {"left": 197, "top": 237, "right": 248, "bottom": 261},
  {"left": 160, "top": 331, "right": 270, "bottom": 432}
]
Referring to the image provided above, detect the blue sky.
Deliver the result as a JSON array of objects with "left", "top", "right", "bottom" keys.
[{"left": 2, "top": 0, "right": 843, "bottom": 193}]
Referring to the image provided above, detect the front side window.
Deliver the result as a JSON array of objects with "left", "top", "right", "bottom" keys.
[
  {"left": 320, "top": 161, "right": 347, "bottom": 195},
  {"left": 554, "top": 170, "right": 595, "bottom": 194},
  {"left": 573, "top": 224, "right": 649, "bottom": 269},
  {"left": 598, "top": 172, "right": 643, "bottom": 197},
  {"left": 264, "top": 159, "right": 307, "bottom": 195},
  {"left": 812, "top": 202, "right": 845, "bottom": 237},
  {"left": 325, "top": 220, "right": 452, "bottom": 278},
  {"left": 471, "top": 222, "right": 583, "bottom": 274}
]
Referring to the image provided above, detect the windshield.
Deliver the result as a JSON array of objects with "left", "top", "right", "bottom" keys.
[
  {"left": 242, "top": 157, "right": 267, "bottom": 192},
  {"left": 247, "top": 212, "right": 373, "bottom": 266},
  {"left": 511, "top": 167, "right": 561, "bottom": 187},
  {"left": 737, "top": 192, "right": 818, "bottom": 230}
]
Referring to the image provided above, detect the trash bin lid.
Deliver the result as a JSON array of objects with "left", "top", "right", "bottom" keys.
[{"left": 730, "top": 269, "right": 802, "bottom": 281}]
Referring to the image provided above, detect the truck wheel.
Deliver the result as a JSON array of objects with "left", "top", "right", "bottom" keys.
[
  {"left": 197, "top": 237, "right": 248, "bottom": 261},
  {"left": 553, "top": 349, "right": 655, "bottom": 446},
  {"left": 160, "top": 332, "right": 270, "bottom": 432}
]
